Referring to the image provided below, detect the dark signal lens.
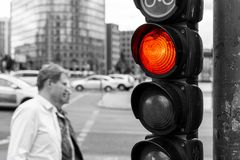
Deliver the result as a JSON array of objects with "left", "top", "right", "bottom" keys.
[
  {"left": 142, "top": 151, "right": 170, "bottom": 160},
  {"left": 139, "top": 87, "right": 176, "bottom": 134},
  {"left": 137, "top": 141, "right": 171, "bottom": 160},
  {"left": 139, "top": 27, "right": 176, "bottom": 75}
]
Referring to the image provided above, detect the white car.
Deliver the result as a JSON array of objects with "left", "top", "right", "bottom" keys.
[
  {"left": 0, "top": 74, "right": 38, "bottom": 108},
  {"left": 68, "top": 71, "right": 95, "bottom": 79},
  {"left": 108, "top": 74, "right": 135, "bottom": 90},
  {"left": 71, "top": 75, "right": 118, "bottom": 92},
  {"left": 11, "top": 70, "right": 39, "bottom": 86}
]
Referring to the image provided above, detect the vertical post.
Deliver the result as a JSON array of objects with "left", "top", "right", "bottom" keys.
[
  {"left": 46, "top": 0, "right": 53, "bottom": 63},
  {"left": 213, "top": 0, "right": 240, "bottom": 159},
  {"left": 47, "top": 13, "right": 52, "bottom": 63}
]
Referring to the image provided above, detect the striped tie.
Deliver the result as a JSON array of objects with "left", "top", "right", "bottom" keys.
[{"left": 56, "top": 111, "right": 73, "bottom": 160}]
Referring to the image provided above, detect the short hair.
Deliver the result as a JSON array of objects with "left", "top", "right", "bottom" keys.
[{"left": 37, "top": 63, "right": 68, "bottom": 91}]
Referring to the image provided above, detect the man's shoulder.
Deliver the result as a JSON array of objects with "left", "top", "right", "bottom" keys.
[
  {"left": 16, "top": 97, "right": 44, "bottom": 113},
  {"left": 19, "top": 96, "right": 40, "bottom": 107},
  {"left": 12, "top": 97, "right": 43, "bottom": 120}
]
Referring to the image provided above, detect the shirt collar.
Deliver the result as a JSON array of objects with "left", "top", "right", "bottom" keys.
[{"left": 35, "top": 95, "right": 57, "bottom": 113}]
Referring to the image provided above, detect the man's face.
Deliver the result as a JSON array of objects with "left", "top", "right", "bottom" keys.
[{"left": 50, "top": 73, "right": 71, "bottom": 107}]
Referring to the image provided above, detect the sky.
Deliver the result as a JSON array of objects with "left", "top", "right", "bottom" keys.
[{"left": 0, "top": 0, "right": 213, "bottom": 49}]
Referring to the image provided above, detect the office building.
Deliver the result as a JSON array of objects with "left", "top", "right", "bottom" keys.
[
  {"left": 106, "top": 23, "right": 120, "bottom": 74},
  {"left": 11, "top": 0, "right": 106, "bottom": 73},
  {"left": 0, "top": 18, "right": 10, "bottom": 57},
  {"left": 120, "top": 30, "right": 139, "bottom": 74}
]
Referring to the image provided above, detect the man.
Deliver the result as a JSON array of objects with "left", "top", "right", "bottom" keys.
[{"left": 7, "top": 63, "right": 84, "bottom": 160}]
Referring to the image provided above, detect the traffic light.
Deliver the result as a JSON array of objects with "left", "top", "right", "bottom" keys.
[{"left": 131, "top": 0, "right": 204, "bottom": 159}]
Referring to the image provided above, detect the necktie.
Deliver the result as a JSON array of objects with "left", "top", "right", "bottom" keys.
[{"left": 56, "top": 111, "right": 73, "bottom": 160}]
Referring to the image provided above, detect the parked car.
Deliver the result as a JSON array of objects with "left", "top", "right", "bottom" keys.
[
  {"left": 69, "top": 71, "right": 84, "bottom": 79},
  {"left": 71, "top": 75, "right": 118, "bottom": 92},
  {"left": 0, "top": 74, "right": 38, "bottom": 108},
  {"left": 11, "top": 70, "right": 39, "bottom": 86},
  {"left": 108, "top": 74, "right": 135, "bottom": 91}
]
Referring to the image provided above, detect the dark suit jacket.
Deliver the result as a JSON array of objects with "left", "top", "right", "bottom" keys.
[{"left": 66, "top": 115, "right": 84, "bottom": 160}]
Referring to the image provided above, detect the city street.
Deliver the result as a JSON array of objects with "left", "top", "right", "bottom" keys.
[{"left": 0, "top": 83, "right": 213, "bottom": 160}]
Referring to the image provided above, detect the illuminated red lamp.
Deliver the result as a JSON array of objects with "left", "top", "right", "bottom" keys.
[
  {"left": 139, "top": 27, "right": 176, "bottom": 75},
  {"left": 131, "top": 23, "right": 203, "bottom": 79},
  {"left": 131, "top": 23, "right": 183, "bottom": 78}
]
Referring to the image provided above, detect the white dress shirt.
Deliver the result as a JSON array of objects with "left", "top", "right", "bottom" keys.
[{"left": 7, "top": 95, "right": 62, "bottom": 160}]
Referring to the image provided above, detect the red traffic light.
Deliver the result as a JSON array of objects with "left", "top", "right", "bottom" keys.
[
  {"left": 131, "top": 0, "right": 204, "bottom": 159},
  {"left": 139, "top": 27, "right": 176, "bottom": 75},
  {"left": 131, "top": 137, "right": 203, "bottom": 160},
  {"left": 133, "top": 0, "right": 203, "bottom": 23},
  {"left": 131, "top": 23, "right": 203, "bottom": 78},
  {"left": 131, "top": 81, "right": 203, "bottom": 135}
]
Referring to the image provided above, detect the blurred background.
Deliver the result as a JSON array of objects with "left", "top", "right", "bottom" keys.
[{"left": 0, "top": 0, "right": 213, "bottom": 160}]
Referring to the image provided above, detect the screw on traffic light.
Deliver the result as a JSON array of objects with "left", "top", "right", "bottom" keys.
[{"left": 131, "top": 0, "right": 204, "bottom": 159}]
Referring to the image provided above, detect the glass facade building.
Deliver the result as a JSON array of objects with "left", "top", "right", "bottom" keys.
[{"left": 11, "top": 0, "right": 106, "bottom": 73}]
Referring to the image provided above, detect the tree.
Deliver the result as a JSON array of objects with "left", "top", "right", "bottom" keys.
[{"left": 2, "top": 55, "right": 14, "bottom": 72}]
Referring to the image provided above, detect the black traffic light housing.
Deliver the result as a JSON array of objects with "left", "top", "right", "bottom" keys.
[
  {"left": 131, "top": 81, "right": 203, "bottom": 136},
  {"left": 132, "top": 136, "right": 203, "bottom": 160},
  {"left": 131, "top": 0, "right": 204, "bottom": 159}
]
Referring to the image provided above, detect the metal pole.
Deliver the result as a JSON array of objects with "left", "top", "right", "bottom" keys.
[{"left": 213, "top": 0, "right": 240, "bottom": 159}]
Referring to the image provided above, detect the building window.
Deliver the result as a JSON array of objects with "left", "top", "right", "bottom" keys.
[
  {"left": 56, "top": 38, "right": 60, "bottom": 42},
  {"left": 56, "top": 22, "right": 60, "bottom": 27}
]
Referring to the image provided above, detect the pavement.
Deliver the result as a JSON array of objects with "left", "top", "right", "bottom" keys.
[
  {"left": 98, "top": 82, "right": 213, "bottom": 111},
  {"left": 97, "top": 90, "right": 132, "bottom": 110}
]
